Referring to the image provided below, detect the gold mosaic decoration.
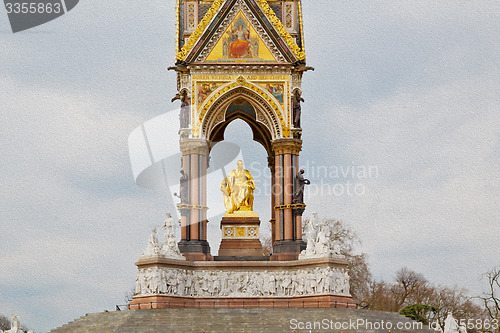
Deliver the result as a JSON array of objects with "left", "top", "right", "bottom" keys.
[
  {"left": 176, "top": 0, "right": 225, "bottom": 60},
  {"left": 222, "top": 225, "right": 259, "bottom": 239},
  {"left": 255, "top": 0, "right": 305, "bottom": 61},
  {"left": 176, "top": 0, "right": 306, "bottom": 61},
  {"left": 236, "top": 227, "right": 246, "bottom": 237},
  {"left": 176, "top": 0, "right": 180, "bottom": 52},
  {"left": 247, "top": 227, "right": 257, "bottom": 237},
  {"left": 261, "top": 82, "right": 285, "bottom": 107},
  {"left": 194, "top": 76, "right": 290, "bottom": 138},
  {"left": 298, "top": 0, "right": 305, "bottom": 52},
  {"left": 197, "top": 82, "right": 227, "bottom": 105}
]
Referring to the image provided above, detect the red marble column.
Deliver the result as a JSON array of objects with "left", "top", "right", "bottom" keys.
[
  {"left": 274, "top": 154, "right": 282, "bottom": 242},
  {"left": 178, "top": 140, "right": 211, "bottom": 261},
  {"left": 296, "top": 215, "right": 302, "bottom": 240},
  {"left": 270, "top": 139, "right": 304, "bottom": 260},
  {"left": 294, "top": 154, "right": 302, "bottom": 240},
  {"left": 270, "top": 164, "right": 276, "bottom": 244},
  {"left": 284, "top": 153, "right": 293, "bottom": 240},
  {"left": 190, "top": 153, "right": 199, "bottom": 241},
  {"left": 181, "top": 154, "right": 189, "bottom": 241},
  {"left": 202, "top": 154, "right": 208, "bottom": 241}
]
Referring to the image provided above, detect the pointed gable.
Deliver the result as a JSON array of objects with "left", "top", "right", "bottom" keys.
[
  {"left": 204, "top": 10, "right": 279, "bottom": 63},
  {"left": 176, "top": 0, "right": 306, "bottom": 64}
]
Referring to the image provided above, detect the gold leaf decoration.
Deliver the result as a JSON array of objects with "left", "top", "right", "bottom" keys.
[
  {"left": 176, "top": 0, "right": 226, "bottom": 60},
  {"left": 254, "top": 0, "right": 306, "bottom": 61},
  {"left": 176, "top": 0, "right": 306, "bottom": 62}
]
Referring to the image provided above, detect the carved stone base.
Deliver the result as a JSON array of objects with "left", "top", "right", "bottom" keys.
[
  {"left": 129, "top": 295, "right": 356, "bottom": 309},
  {"left": 131, "top": 257, "right": 355, "bottom": 309},
  {"left": 218, "top": 216, "right": 264, "bottom": 257},
  {"left": 178, "top": 240, "right": 212, "bottom": 261},
  {"left": 215, "top": 256, "right": 270, "bottom": 261},
  {"left": 219, "top": 239, "right": 264, "bottom": 257},
  {"left": 271, "top": 239, "right": 307, "bottom": 261}
]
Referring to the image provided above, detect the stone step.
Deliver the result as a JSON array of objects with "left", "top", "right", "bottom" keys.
[
  {"left": 214, "top": 256, "right": 270, "bottom": 261},
  {"left": 51, "top": 308, "right": 435, "bottom": 333}
]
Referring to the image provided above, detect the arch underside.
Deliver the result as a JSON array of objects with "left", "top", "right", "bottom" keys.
[{"left": 202, "top": 86, "right": 283, "bottom": 157}]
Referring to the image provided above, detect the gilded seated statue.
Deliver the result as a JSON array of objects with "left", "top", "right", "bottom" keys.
[{"left": 220, "top": 160, "right": 256, "bottom": 215}]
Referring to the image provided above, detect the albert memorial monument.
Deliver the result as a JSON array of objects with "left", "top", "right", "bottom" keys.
[{"left": 126, "top": 0, "right": 355, "bottom": 310}]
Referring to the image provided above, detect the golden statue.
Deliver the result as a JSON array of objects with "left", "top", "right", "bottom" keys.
[{"left": 221, "top": 160, "right": 255, "bottom": 214}]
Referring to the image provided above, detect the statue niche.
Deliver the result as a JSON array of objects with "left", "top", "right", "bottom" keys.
[
  {"left": 292, "top": 89, "right": 304, "bottom": 129},
  {"left": 218, "top": 160, "right": 263, "bottom": 257},
  {"left": 220, "top": 160, "right": 255, "bottom": 214}
]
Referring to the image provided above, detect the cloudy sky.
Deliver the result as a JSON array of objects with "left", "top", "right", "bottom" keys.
[{"left": 1, "top": 0, "right": 499, "bottom": 331}]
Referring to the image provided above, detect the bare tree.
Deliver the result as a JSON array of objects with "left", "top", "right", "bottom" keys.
[
  {"left": 356, "top": 267, "right": 483, "bottom": 328},
  {"left": 348, "top": 253, "right": 372, "bottom": 307},
  {"left": 297, "top": 216, "right": 488, "bottom": 329},
  {"left": 364, "top": 280, "right": 402, "bottom": 312},
  {"left": 429, "top": 285, "right": 484, "bottom": 328},
  {"left": 478, "top": 268, "right": 500, "bottom": 333},
  {"left": 0, "top": 315, "right": 10, "bottom": 330},
  {"left": 318, "top": 219, "right": 374, "bottom": 307},
  {"left": 394, "top": 267, "right": 428, "bottom": 308},
  {"left": 324, "top": 219, "right": 359, "bottom": 255}
]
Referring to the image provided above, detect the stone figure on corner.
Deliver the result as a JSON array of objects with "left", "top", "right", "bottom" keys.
[
  {"left": 292, "top": 89, "right": 305, "bottom": 129},
  {"left": 293, "top": 169, "right": 310, "bottom": 204},
  {"left": 179, "top": 90, "right": 190, "bottom": 129},
  {"left": 299, "top": 213, "right": 343, "bottom": 260},
  {"left": 139, "top": 214, "right": 185, "bottom": 261},
  {"left": 179, "top": 169, "right": 189, "bottom": 204},
  {"left": 161, "top": 213, "right": 185, "bottom": 260},
  {"left": 0, "top": 315, "right": 27, "bottom": 333},
  {"left": 171, "top": 90, "right": 190, "bottom": 129},
  {"left": 141, "top": 228, "right": 161, "bottom": 258},
  {"left": 302, "top": 212, "right": 318, "bottom": 257}
]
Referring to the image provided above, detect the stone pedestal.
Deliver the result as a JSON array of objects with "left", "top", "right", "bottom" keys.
[
  {"left": 130, "top": 257, "right": 356, "bottom": 309},
  {"left": 178, "top": 239, "right": 212, "bottom": 261},
  {"left": 218, "top": 213, "right": 264, "bottom": 257},
  {"left": 271, "top": 239, "right": 307, "bottom": 261}
]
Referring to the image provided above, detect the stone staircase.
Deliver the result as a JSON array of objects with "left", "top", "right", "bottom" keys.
[{"left": 50, "top": 308, "right": 435, "bottom": 333}]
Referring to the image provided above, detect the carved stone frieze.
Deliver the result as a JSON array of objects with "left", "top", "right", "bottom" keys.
[{"left": 135, "top": 265, "right": 351, "bottom": 298}]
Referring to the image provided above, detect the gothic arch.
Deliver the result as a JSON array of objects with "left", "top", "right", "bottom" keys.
[{"left": 201, "top": 83, "right": 286, "bottom": 152}]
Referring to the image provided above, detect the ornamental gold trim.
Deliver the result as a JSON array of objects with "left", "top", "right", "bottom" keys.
[
  {"left": 196, "top": 78, "right": 289, "bottom": 138},
  {"left": 176, "top": 0, "right": 180, "bottom": 53},
  {"left": 222, "top": 225, "right": 259, "bottom": 239},
  {"left": 298, "top": 0, "right": 305, "bottom": 53},
  {"left": 255, "top": 0, "right": 306, "bottom": 61},
  {"left": 274, "top": 203, "right": 306, "bottom": 210},
  {"left": 176, "top": 0, "right": 226, "bottom": 60},
  {"left": 177, "top": 204, "right": 210, "bottom": 210}
]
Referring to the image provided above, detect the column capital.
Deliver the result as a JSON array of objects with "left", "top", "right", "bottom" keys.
[
  {"left": 267, "top": 155, "right": 276, "bottom": 171},
  {"left": 180, "top": 139, "right": 210, "bottom": 155},
  {"left": 271, "top": 139, "right": 302, "bottom": 155}
]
